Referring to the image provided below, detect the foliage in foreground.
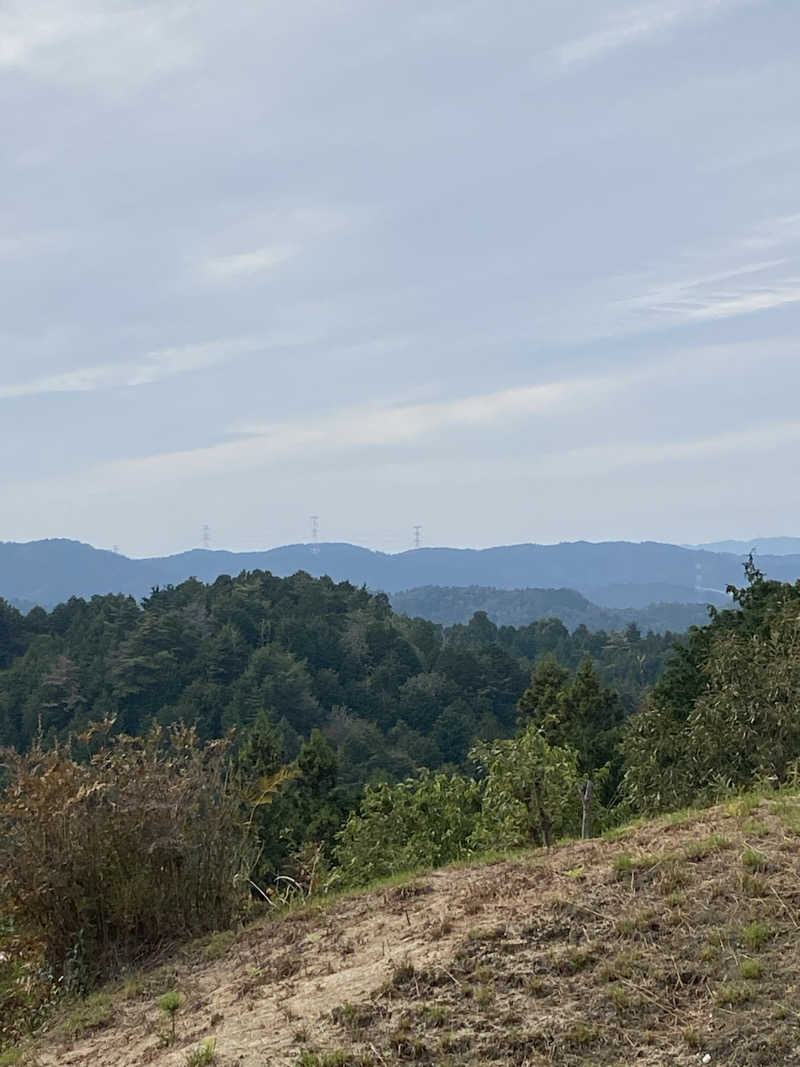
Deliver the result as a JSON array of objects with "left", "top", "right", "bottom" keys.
[
  {"left": 0, "top": 724, "right": 254, "bottom": 987},
  {"left": 335, "top": 726, "right": 581, "bottom": 884},
  {"left": 624, "top": 565, "right": 800, "bottom": 812},
  {"left": 0, "top": 915, "right": 54, "bottom": 1051},
  {"left": 335, "top": 771, "right": 483, "bottom": 884},
  {"left": 470, "top": 728, "right": 581, "bottom": 850}
]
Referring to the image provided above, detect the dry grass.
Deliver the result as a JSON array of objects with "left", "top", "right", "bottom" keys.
[
  {"left": 0, "top": 725, "right": 252, "bottom": 988},
  {"left": 14, "top": 792, "right": 800, "bottom": 1066}
]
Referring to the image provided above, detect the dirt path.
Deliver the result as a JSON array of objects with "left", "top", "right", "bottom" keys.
[{"left": 37, "top": 862, "right": 525, "bottom": 1066}]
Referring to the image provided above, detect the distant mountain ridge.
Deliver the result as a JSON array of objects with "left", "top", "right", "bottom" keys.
[
  {"left": 390, "top": 585, "right": 712, "bottom": 633},
  {"left": 693, "top": 537, "right": 800, "bottom": 556},
  {"left": 2, "top": 538, "right": 800, "bottom": 619}
]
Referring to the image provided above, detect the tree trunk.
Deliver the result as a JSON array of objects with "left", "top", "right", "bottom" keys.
[
  {"left": 579, "top": 779, "right": 594, "bottom": 839},
  {"left": 532, "top": 774, "right": 553, "bottom": 847}
]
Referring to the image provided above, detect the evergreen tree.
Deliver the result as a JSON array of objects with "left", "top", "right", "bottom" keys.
[
  {"left": 517, "top": 655, "right": 569, "bottom": 726},
  {"left": 236, "top": 710, "right": 284, "bottom": 782}
]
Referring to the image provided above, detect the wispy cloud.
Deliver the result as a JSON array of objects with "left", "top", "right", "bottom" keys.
[
  {"left": 634, "top": 261, "right": 800, "bottom": 322},
  {"left": 555, "top": 0, "right": 736, "bottom": 69},
  {"left": 59, "top": 345, "right": 777, "bottom": 492},
  {"left": 9, "top": 335, "right": 800, "bottom": 551},
  {"left": 544, "top": 419, "right": 800, "bottom": 481},
  {"left": 197, "top": 205, "right": 352, "bottom": 284},
  {"left": 738, "top": 213, "right": 800, "bottom": 252},
  {"left": 681, "top": 284, "right": 800, "bottom": 320},
  {"left": 597, "top": 204, "right": 800, "bottom": 337},
  {"left": 0, "top": 336, "right": 264, "bottom": 400},
  {"left": 317, "top": 416, "right": 800, "bottom": 491},
  {"left": 233, "top": 377, "right": 588, "bottom": 445},
  {"left": 202, "top": 244, "right": 298, "bottom": 282},
  {"left": 0, "top": 0, "right": 198, "bottom": 86},
  {"left": 61, "top": 373, "right": 607, "bottom": 490},
  {"left": 20, "top": 347, "right": 800, "bottom": 513}
]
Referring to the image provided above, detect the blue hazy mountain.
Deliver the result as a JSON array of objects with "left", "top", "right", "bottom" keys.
[
  {"left": 694, "top": 537, "right": 800, "bottom": 557},
  {"left": 3, "top": 538, "right": 799, "bottom": 621}
]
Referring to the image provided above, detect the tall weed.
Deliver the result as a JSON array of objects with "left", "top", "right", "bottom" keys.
[{"left": 0, "top": 723, "right": 254, "bottom": 984}]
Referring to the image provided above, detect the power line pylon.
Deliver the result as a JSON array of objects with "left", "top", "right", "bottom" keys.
[{"left": 310, "top": 515, "right": 320, "bottom": 555}]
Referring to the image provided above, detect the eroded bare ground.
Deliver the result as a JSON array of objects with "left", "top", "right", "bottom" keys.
[{"left": 26, "top": 794, "right": 800, "bottom": 1066}]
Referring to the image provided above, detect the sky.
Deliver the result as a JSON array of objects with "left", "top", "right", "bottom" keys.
[{"left": 1, "top": 0, "right": 799, "bottom": 557}]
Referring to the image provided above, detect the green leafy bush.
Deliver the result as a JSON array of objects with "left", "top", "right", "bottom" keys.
[
  {"left": 470, "top": 726, "right": 580, "bottom": 850},
  {"left": 623, "top": 568, "right": 800, "bottom": 812},
  {"left": 158, "top": 990, "right": 185, "bottom": 1044},
  {"left": 335, "top": 771, "right": 482, "bottom": 884},
  {"left": 0, "top": 724, "right": 254, "bottom": 984},
  {"left": 335, "top": 726, "right": 582, "bottom": 884}
]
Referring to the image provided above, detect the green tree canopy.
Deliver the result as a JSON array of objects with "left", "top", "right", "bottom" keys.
[{"left": 624, "top": 565, "right": 800, "bottom": 812}]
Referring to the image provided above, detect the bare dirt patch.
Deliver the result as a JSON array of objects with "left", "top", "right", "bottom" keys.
[{"left": 20, "top": 795, "right": 800, "bottom": 1066}]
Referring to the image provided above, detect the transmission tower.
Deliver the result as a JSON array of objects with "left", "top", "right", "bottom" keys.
[
  {"left": 310, "top": 515, "right": 320, "bottom": 555},
  {"left": 413, "top": 525, "right": 422, "bottom": 550},
  {"left": 202, "top": 524, "right": 211, "bottom": 550}
]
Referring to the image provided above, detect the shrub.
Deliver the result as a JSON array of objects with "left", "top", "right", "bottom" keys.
[
  {"left": 335, "top": 771, "right": 482, "bottom": 885},
  {"left": 742, "top": 848, "right": 768, "bottom": 872},
  {"left": 717, "top": 982, "right": 752, "bottom": 1006},
  {"left": 0, "top": 724, "right": 255, "bottom": 984},
  {"left": 623, "top": 591, "right": 800, "bottom": 812},
  {"left": 158, "top": 990, "right": 185, "bottom": 1045},
  {"left": 741, "top": 920, "right": 772, "bottom": 951},
  {"left": 335, "top": 726, "right": 582, "bottom": 885},
  {"left": 470, "top": 726, "right": 580, "bottom": 850},
  {"left": 739, "top": 959, "right": 764, "bottom": 980},
  {"left": 186, "top": 1039, "right": 217, "bottom": 1065}
]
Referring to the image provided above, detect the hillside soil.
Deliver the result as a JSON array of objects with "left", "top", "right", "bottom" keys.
[{"left": 16, "top": 794, "right": 800, "bottom": 1066}]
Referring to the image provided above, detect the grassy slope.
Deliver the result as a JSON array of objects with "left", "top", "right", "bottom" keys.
[{"left": 10, "top": 792, "right": 800, "bottom": 1067}]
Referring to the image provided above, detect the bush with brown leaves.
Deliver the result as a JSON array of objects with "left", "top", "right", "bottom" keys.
[{"left": 0, "top": 723, "right": 255, "bottom": 985}]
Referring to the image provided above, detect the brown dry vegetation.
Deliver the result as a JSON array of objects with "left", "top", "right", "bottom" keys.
[
  {"left": 10, "top": 792, "right": 800, "bottom": 1067},
  {"left": 0, "top": 726, "right": 251, "bottom": 986}
]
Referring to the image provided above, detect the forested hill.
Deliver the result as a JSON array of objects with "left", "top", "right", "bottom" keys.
[
  {"left": 0, "top": 570, "right": 678, "bottom": 781},
  {"left": 3, "top": 537, "right": 800, "bottom": 609},
  {"left": 6, "top": 563, "right": 800, "bottom": 1061},
  {"left": 391, "top": 585, "right": 711, "bottom": 632}
]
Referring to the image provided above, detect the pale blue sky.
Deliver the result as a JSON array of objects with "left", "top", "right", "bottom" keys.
[{"left": 1, "top": 0, "right": 799, "bottom": 555}]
